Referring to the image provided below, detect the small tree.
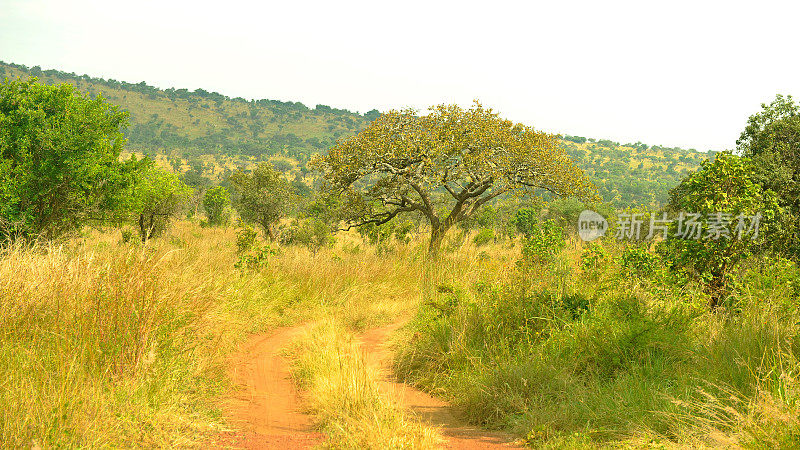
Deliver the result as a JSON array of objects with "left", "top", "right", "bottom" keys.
[
  {"left": 202, "top": 186, "right": 230, "bottom": 226},
  {"left": 229, "top": 163, "right": 293, "bottom": 240},
  {"left": 660, "top": 153, "right": 780, "bottom": 308},
  {"left": 127, "top": 161, "right": 192, "bottom": 242},
  {"left": 311, "top": 102, "right": 597, "bottom": 255}
]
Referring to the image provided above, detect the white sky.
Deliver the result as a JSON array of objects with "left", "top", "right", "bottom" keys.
[{"left": 1, "top": 0, "right": 798, "bottom": 152}]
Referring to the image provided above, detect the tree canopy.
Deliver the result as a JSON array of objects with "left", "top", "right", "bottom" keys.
[
  {"left": 0, "top": 78, "right": 130, "bottom": 241},
  {"left": 661, "top": 153, "right": 779, "bottom": 307},
  {"left": 737, "top": 94, "right": 800, "bottom": 258},
  {"left": 229, "top": 163, "right": 293, "bottom": 240},
  {"left": 311, "top": 102, "right": 597, "bottom": 254},
  {"left": 125, "top": 159, "right": 192, "bottom": 242}
]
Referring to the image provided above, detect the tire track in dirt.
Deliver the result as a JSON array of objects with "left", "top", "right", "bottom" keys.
[
  {"left": 359, "top": 321, "right": 524, "bottom": 449},
  {"left": 214, "top": 324, "right": 323, "bottom": 449},
  {"left": 213, "top": 321, "right": 522, "bottom": 449}
]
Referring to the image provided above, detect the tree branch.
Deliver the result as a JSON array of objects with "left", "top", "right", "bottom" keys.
[{"left": 338, "top": 205, "right": 417, "bottom": 231}]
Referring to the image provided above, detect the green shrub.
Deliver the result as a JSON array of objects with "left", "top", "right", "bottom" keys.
[
  {"left": 473, "top": 228, "right": 494, "bottom": 247},
  {"left": 580, "top": 242, "right": 609, "bottom": 276},
  {"left": 511, "top": 208, "right": 539, "bottom": 237},
  {"left": 620, "top": 245, "right": 658, "bottom": 278},
  {"left": 520, "top": 221, "right": 565, "bottom": 265},
  {"left": 201, "top": 186, "right": 230, "bottom": 226},
  {"left": 235, "top": 225, "right": 257, "bottom": 254},
  {"left": 234, "top": 243, "right": 276, "bottom": 270},
  {"left": 280, "top": 218, "right": 333, "bottom": 253}
]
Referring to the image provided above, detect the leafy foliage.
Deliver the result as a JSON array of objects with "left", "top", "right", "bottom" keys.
[
  {"left": 202, "top": 186, "right": 230, "bottom": 226},
  {"left": 0, "top": 78, "right": 131, "bottom": 241},
  {"left": 620, "top": 245, "right": 659, "bottom": 279},
  {"left": 473, "top": 228, "right": 494, "bottom": 247},
  {"left": 234, "top": 243, "right": 276, "bottom": 270},
  {"left": 737, "top": 94, "right": 800, "bottom": 258},
  {"left": 279, "top": 218, "right": 334, "bottom": 253},
  {"left": 312, "top": 101, "right": 597, "bottom": 254},
  {"left": 125, "top": 160, "right": 192, "bottom": 241},
  {"left": 660, "top": 153, "right": 780, "bottom": 306},
  {"left": 520, "top": 220, "right": 565, "bottom": 265},
  {"left": 235, "top": 224, "right": 258, "bottom": 254},
  {"left": 511, "top": 208, "right": 539, "bottom": 237},
  {"left": 580, "top": 242, "right": 610, "bottom": 276},
  {"left": 229, "top": 163, "right": 293, "bottom": 240}
]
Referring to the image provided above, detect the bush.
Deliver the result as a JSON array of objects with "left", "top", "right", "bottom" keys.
[
  {"left": 128, "top": 162, "right": 192, "bottom": 242},
  {"left": 520, "top": 221, "right": 565, "bottom": 265},
  {"left": 580, "top": 242, "right": 609, "bottom": 276},
  {"left": 280, "top": 219, "right": 333, "bottom": 253},
  {"left": 201, "top": 186, "right": 230, "bottom": 226},
  {"left": 235, "top": 225, "right": 258, "bottom": 254},
  {"left": 234, "top": 244, "right": 276, "bottom": 270},
  {"left": 620, "top": 245, "right": 659, "bottom": 278},
  {"left": 0, "top": 78, "right": 131, "bottom": 242},
  {"left": 511, "top": 208, "right": 539, "bottom": 237},
  {"left": 473, "top": 228, "right": 494, "bottom": 247}
]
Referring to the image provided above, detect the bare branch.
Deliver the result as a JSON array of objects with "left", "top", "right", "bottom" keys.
[{"left": 338, "top": 205, "right": 416, "bottom": 231}]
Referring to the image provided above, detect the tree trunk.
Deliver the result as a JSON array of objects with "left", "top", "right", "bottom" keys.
[
  {"left": 263, "top": 222, "right": 277, "bottom": 241},
  {"left": 139, "top": 214, "right": 147, "bottom": 243},
  {"left": 139, "top": 213, "right": 155, "bottom": 243},
  {"left": 428, "top": 226, "right": 446, "bottom": 257}
]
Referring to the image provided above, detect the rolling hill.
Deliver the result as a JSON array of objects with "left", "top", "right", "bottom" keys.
[{"left": 0, "top": 61, "right": 711, "bottom": 207}]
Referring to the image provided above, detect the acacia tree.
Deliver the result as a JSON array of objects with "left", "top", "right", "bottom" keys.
[{"left": 311, "top": 102, "right": 597, "bottom": 255}]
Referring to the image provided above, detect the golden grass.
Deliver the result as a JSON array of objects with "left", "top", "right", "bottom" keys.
[
  {"left": 289, "top": 321, "right": 441, "bottom": 449},
  {"left": 0, "top": 222, "right": 476, "bottom": 448},
  {"left": 12, "top": 220, "right": 796, "bottom": 448}
]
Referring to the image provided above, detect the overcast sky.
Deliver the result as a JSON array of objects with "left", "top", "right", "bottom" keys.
[{"left": 1, "top": 0, "right": 798, "bottom": 151}]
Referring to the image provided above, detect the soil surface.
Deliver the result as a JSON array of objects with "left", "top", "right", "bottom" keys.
[
  {"left": 214, "top": 324, "right": 323, "bottom": 449},
  {"left": 214, "top": 321, "right": 523, "bottom": 449}
]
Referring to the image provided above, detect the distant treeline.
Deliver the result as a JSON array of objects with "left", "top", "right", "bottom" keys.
[{"left": 1, "top": 60, "right": 708, "bottom": 208}]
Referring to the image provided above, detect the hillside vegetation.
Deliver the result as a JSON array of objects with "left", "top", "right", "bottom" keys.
[{"left": 0, "top": 61, "right": 708, "bottom": 207}]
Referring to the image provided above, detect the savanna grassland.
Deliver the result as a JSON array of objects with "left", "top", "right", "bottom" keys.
[
  {"left": 0, "top": 223, "right": 433, "bottom": 447},
  {"left": 3, "top": 223, "right": 799, "bottom": 448},
  {"left": 3, "top": 64, "right": 800, "bottom": 450}
]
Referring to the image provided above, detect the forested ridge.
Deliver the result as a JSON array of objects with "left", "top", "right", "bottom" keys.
[{"left": 1, "top": 60, "right": 708, "bottom": 207}]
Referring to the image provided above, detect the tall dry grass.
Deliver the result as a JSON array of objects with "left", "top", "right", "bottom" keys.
[
  {"left": 289, "top": 321, "right": 440, "bottom": 449},
  {"left": 0, "top": 222, "right": 466, "bottom": 448},
  {"left": 394, "top": 236, "right": 800, "bottom": 448},
  {"left": 0, "top": 224, "right": 254, "bottom": 447}
]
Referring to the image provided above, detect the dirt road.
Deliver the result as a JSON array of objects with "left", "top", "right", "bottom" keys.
[
  {"left": 215, "top": 322, "right": 522, "bottom": 449},
  {"left": 216, "top": 325, "right": 323, "bottom": 449}
]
